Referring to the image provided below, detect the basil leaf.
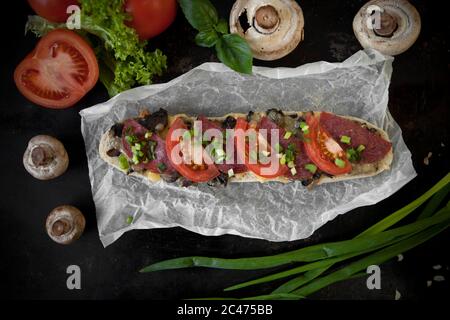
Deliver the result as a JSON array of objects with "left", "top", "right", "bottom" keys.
[
  {"left": 215, "top": 34, "right": 253, "bottom": 74},
  {"left": 214, "top": 18, "right": 229, "bottom": 35},
  {"left": 178, "top": 0, "right": 219, "bottom": 31},
  {"left": 195, "top": 29, "right": 219, "bottom": 48}
]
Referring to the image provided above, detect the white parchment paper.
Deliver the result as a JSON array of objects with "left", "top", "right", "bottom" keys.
[{"left": 80, "top": 49, "right": 416, "bottom": 247}]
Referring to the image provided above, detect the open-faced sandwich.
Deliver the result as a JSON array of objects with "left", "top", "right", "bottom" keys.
[{"left": 99, "top": 108, "right": 393, "bottom": 187}]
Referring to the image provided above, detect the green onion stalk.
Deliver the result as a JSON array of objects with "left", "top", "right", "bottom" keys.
[{"left": 140, "top": 173, "right": 450, "bottom": 299}]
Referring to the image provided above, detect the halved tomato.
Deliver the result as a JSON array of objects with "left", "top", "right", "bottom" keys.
[
  {"left": 304, "top": 113, "right": 352, "bottom": 176},
  {"left": 165, "top": 117, "right": 220, "bottom": 183},
  {"left": 14, "top": 29, "right": 99, "bottom": 109},
  {"left": 235, "top": 118, "right": 289, "bottom": 179}
]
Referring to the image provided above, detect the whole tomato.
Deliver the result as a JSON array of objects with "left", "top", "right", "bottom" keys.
[
  {"left": 28, "top": 0, "right": 79, "bottom": 23},
  {"left": 125, "top": 0, "right": 177, "bottom": 40}
]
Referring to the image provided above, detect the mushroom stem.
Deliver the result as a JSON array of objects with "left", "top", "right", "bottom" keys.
[
  {"left": 31, "top": 146, "right": 53, "bottom": 166},
  {"left": 255, "top": 5, "right": 279, "bottom": 30},
  {"left": 373, "top": 11, "right": 398, "bottom": 37},
  {"left": 51, "top": 219, "right": 73, "bottom": 237}
]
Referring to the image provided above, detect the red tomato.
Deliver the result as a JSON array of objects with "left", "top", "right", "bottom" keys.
[
  {"left": 125, "top": 0, "right": 177, "bottom": 40},
  {"left": 28, "top": 0, "right": 79, "bottom": 23},
  {"left": 14, "top": 29, "right": 99, "bottom": 109},
  {"left": 304, "top": 114, "right": 352, "bottom": 176},
  {"left": 166, "top": 118, "right": 220, "bottom": 183},
  {"left": 235, "top": 118, "right": 289, "bottom": 179}
]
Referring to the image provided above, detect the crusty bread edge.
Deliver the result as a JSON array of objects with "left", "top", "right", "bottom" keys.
[{"left": 99, "top": 112, "right": 393, "bottom": 185}]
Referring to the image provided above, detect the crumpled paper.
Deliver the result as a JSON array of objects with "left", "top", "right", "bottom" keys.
[{"left": 80, "top": 49, "right": 416, "bottom": 247}]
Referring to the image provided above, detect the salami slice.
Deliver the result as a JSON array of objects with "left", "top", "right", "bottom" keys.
[
  {"left": 122, "top": 119, "right": 176, "bottom": 173},
  {"left": 198, "top": 116, "right": 248, "bottom": 174},
  {"left": 258, "top": 117, "right": 313, "bottom": 180},
  {"left": 319, "top": 112, "right": 392, "bottom": 163}
]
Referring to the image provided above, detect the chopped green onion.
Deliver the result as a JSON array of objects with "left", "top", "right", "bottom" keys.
[
  {"left": 299, "top": 122, "right": 309, "bottom": 134},
  {"left": 193, "top": 128, "right": 200, "bottom": 137},
  {"left": 215, "top": 149, "right": 225, "bottom": 157},
  {"left": 261, "top": 150, "right": 271, "bottom": 157},
  {"left": 157, "top": 163, "right": 167, "bottom": 173},
  {"left": 183, "top": 130, "right": 191, "bottom": 141},
  {"left": 346, "top": 148, "right": 360, "bottom": 163},
  {"left": 288, "top": 161, "right": 295, "bottom": 169},
  {"left": 357, "top": 145, "right": 366, "bottom": 152},
  {"left": 305, "top": 164, "right": 317, "bottom": 174},
  {"left": 228, "top": 169, "right": 235, "bottom": 178},
  {"left": 118, "top": 154, "right": 129, "bottom": 170},
  {"left": 126, "top": 215, "right": 133, "bottom": 224},
  {"left": 216, "top": 155, "right": 226, "bottom": 163},
  {"left": 340, "top": 135, "right": 351, "bottom": 145},
  {"left": 134, "top": 143, "right": 142, "bottom": 151},
  {"left": 274, "top": 143, "right": 283, "bottom": 153},
  {"left": 147, "top": 142, "right": 156, "bottom": 160},
  {"left": 137, "top": 151, "right": 144, "bottom": 157},
  {"left": 285, "top": 145, "right": 296, "bottom": 163},
  {"left": 280, "top": 154, "right": 287, "bottom": 165},
  {"left": 125, "top": 135, "right": 137, "bottom": 144},
  {"left": 290, "top": 167, "right": 297, "bottom": 176},
  {"left": 335, "top": 158, "right": 345, "bottom": 168},
  {"left": 145, "top": 131, "right": 152, "bottom": 139},
  {"left": 212, "top": 140, "right": 223, "bottom": 150},
  {"left": 284, "top": 131, "right": 293, "bottom": 139},
  {"left": 249, "top": 150, "right": 258, "bottom": 162}
]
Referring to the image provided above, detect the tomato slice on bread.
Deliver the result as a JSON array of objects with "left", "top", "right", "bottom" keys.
[
  {"left": 165, "top": 117, "right": 220, "bottom": 183},
  {"left": 235, "top": 118, "right": 289, "bottom": 179},
  {"left": 14, "top": 29, "right": 99, "bottom": 109},
  {"left": 303, "top": 113, "right": 352, "bottom": 176}
]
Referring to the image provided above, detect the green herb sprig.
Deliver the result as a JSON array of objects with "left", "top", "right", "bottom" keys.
[{"left": 178, "top": 0, "right": 253, "bottom": 74}]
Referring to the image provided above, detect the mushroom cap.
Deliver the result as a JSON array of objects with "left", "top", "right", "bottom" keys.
[
  {"left": 353, "top": 0, "right": 421, "bottom": 56},
  {"left": 45, "top": 205, "right": 85, "bottom": 245},
  {"left": 230, "top": 0, "right": 304, "bottom": 61},
  {"left": 23, "top": 135, "right": 69, "bottom": 180}
]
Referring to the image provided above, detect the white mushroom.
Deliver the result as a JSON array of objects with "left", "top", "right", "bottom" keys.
[
  {"left": 46, "top": 205, "right": 86, "bottom": 245},
  {"left": 23, "top": 135, "right": 69, "bottom": 180},
  {"left": 230, "top": 0, "right": 304, "bottom": 61},
  {"left": 353, "top": 0, "right": 421, "bottom": 56}
]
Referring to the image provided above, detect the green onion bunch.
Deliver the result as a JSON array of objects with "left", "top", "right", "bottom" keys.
[{"left": 140, "top": 173, "right": 450, "bottom": 300}]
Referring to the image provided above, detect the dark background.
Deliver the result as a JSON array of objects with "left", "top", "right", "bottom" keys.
[{"left": 0, "top": 0, "right": 448, "bottom": 300}]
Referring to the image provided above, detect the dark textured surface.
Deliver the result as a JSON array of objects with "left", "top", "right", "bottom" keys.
[{"left": 0, "top": 0, "right": 448, "bottom": 300}]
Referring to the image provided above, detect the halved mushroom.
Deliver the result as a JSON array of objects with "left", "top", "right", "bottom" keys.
[
  {"left": 46, "top": 205, "right": 86, "bottom": 245},
  {"left": 230, "top": 0, "right": 304, "bottom": 61},
  {"left": 23, "top": 135, "right": 69, "bottom": 180},
  {"left": 353, "top": 0, "right": 421, "bottom": 56}
]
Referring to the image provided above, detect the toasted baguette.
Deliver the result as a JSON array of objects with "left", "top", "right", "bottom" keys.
[{"left": 99, "top": 111, "right": 393, "bottom": 185}]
